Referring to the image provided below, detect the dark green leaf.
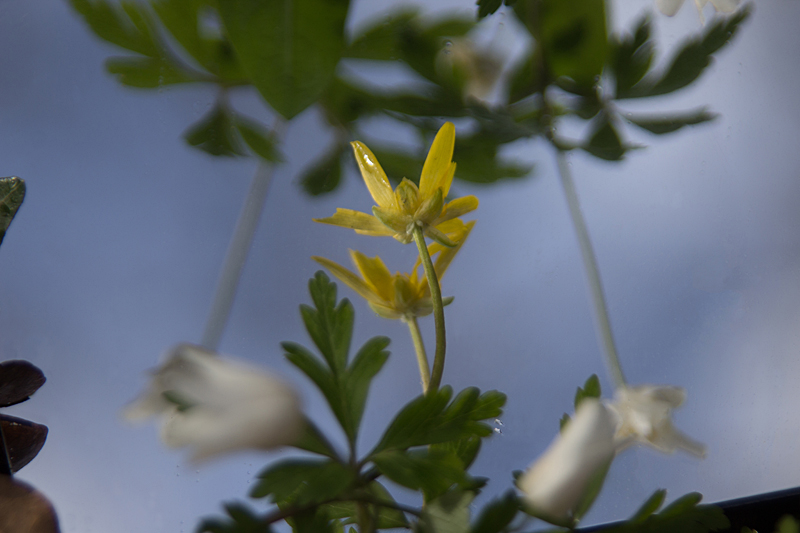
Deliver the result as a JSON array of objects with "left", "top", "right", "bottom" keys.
[
  {"left": 507, "top": 51, "right": 540, "bottom": 104},
  {"left": 234, "top": 117, "right": 283, "bottom": 162},
  {"left": 183, "top": 105, "right": 247, "bottom": 157},
  {"left": 630, "top": 489, "right": 667, "bottom": 524},
  {"left": 300, "top": 145, "right": 344, "bottom": 196},
  {"left": 471, "top": 491, "right": 520, "bottom": 533},
  {"left": 218, "top": 0, "right": 349, "bottom": 119},
  {"left": 624, "top": 7, "right": 751, "bottom": 98},
  {"left": 70, "top": 0, "right": 160, "bottom": 57},
  {"left": 574, "top": 374, "right": 601, "bottom": 409},
  {"left": 198, "top": 502, "right": 273, "bottom": 533},
  {"left": 537, "top": 0, "right": 609, "bottom": 89},
  {"left": 319, "top": 481, "right": 409, "bottom": 529},
  {"left": 625, "top": 108, "right": 716, "bottom": 134},
  {"left": 302, "top": 271, "right": 353, "bottom": 374},
  {"left": 371, "top": 387, "right": 506, "bottom": 454},
  {"left": 559, "top": 413, "right": 570, "bottom": 431},
  {"left": 419, "top": 491, "right": 474, "bottom": 533},
  {"left": 582, "top": 115, "right": 626, "bottom": 161},
  {"left": 477, "top": 0, "right": 503, "bottom": 19},
  {"left": 431, "top": 435, "right": 482, "bottom": 470},
  {"left": 289, "top": 508, "right": 337, "bottom": 533},
  {"left": 345, "top": 8, "right": 418, "bottom": 61},
  {"left": 283, "top": 342, "right": 337, "bottom": 403},
  {"left": 452, "top": 140, "right": 531, "bottom": 184},
  {"left": 250, "top": 458, "right": 355, "bottom": 506},
  {"left": 611, "top": 17, "right": 654, "bottom": 98},
  {"left": 600, "top": 492, "right": 729, "bottom": 533},
  {"left": 344, "top": 336, "right": 390, "bottom": 436},
  {"left": 372, "top": 448, "right": 467, "bottom": 497},
  {"left": 105, "top": 56, "right": 194, "bottom": 87},
  {"left": 0, "top": 177, "right": 25, "bottom": 247},
  {"left": 291, "top": 418, "right": 340, "bottom": 459}
]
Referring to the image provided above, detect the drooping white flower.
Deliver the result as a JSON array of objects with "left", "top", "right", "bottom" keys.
[
  {"left": 656, "top": 0, "right": 739, "bottom": 22},
  {"left": 517, "top": 399, "right": 617, "bottom": 523},
  {"left": 124, "top": 343, "right": 303, "bottom": 462},
  {"left": 606, "top": 385, "right": 705, "bottom": 457}
]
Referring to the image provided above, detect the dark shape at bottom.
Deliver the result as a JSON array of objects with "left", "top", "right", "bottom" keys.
[
  {"left": 0, "top": 360, "right": 46, "bottom": 408},
  {"left": 0, "top": 414, "right": 48, "bottom": 473},
  {"left": 0, "top": 475, "right": 59, "bottom": 533}
]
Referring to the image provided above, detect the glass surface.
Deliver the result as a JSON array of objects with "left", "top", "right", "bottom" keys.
[{"left": 0, "top": 0, "right": 798, "bottom": 531}]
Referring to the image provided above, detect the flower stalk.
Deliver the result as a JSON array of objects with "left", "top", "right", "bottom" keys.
[
  {"left": 555, "top": 150, "right": 626, "bottom": 389},
  {"left": 412, "top": 224, "right": 446, "bottom": 392},
  {"left": 405, "top": 314, "right": 431, "bottom": 392}
]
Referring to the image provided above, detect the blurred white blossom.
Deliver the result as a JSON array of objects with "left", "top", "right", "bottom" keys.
[
  {"left": 656, "top": 0, "right": 739, "bottom": 22},
  {"left": 124, "top": 343, "right": 303, "bottom": 462},
  {"left": 517, "top": 399, "right": 617, "bottom": 523},
  {"left": 607, "top": 385, "right": 706, "bottom": 457},
  {"left": 436, "top": 38, "right": 503, "bottom": 104}
]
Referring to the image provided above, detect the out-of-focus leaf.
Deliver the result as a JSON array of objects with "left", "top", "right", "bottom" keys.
[
  {"left": 600, "top": 492, "right": 729, "bottom": 533},
  {"left": 105, "top": 56, "right": 195, "bottom": 87},
  {"left": 345, "top": 8, "right": 418, "bottom": 61},
  {"left": 470, "top": 491, "right": 520, "bottom": 533},
  {"left": 611, "top": 17, "right": 654, "bottom": 98},
  {"left": 0, "top": 414, "right": 48, "bottom": 473},
  {"left": 630, "top": 489, "right": 667, "bottom": 524},
  {"left": 218, "top": 0, "right": 349, "bottom": 119},
  {"left": 582, "top": 115, "right": 626, "bottom": 161},
  {"left": 507, "top": 51, "right": 541, "bottom": 104},
  {"left": 574, "top": 374, "right": 601, "bottom": 409},
  {"left": 250, "top": 458, "right": 355, "bottom": 506},
  {"left": 477, "top": 0, "right": 503, "bottom": 19},
  {"left": 559, "top": 412, "right": 570, "bottom": 431},
  {"left": 70, "top": 0, "right": 160, "bottom": 57},
  {"left": 453, "top": 140, "right": 531, "bottom": 184},
  {"left": 0, "top": 177, "right": 25, "bottom": 247},
  {"left": 199, "top": 502, "right": 273, "bottom": 533},
  {"left": 419, "top": 491, "right": 474, "bottom": 533},
  {"left": 320, "top": 481, "right": 409, "bottom": 529},
  {"left": 372, "top": 448, "right": 467, "bottom": 497},
  {"left": 535, "top": 0, "right": 609, "bottom": 89},
  {"left": 625, "top": 108, "right": 716, "bottom": 134},
  {"left": 233, "top": 118, "right": 283, "bottom": 162},
  {"left": 623, "top": 7, "right": 750, "bottom": 99},
  {"left": 289, "top": 508, "right": 336, "bottom": 533},
  {"left": 370, "top": 386, "right": 506, "bottom": 454},
  {"left": 291, "top": 418, "right": 340, "bottom": 459},
  {"left": 299, "top": 145, "right": 344, "bottom": 196},
  {"left": 183, "top": 105, "right": 246, "bottom": 156},
  {"left": 573, "top": 456, "right": 613, "bottom": 520}
]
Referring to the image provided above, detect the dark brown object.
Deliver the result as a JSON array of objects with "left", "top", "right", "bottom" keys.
[
  {"left": 0, "top": 475, "right": 59, "bottom": 533},
  {"left": 0, "top": 361, "right": 46, "bottom": 408},
  {"left": 0, "top": 415, "right": 47, "bottom": 473}
]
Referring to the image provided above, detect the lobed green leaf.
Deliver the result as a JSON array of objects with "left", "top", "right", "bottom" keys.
[
  {"left": 0, "top": 177, "right": 25, "bottom": 247},
  {"left": 250, "top": 459, "right": 355, "bottom": 506}
]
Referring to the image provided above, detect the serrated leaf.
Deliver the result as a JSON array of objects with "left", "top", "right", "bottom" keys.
[
  {"left": 105, "top": 56, "right": 194, "bottom": 87},
  {"left": 583, "top": 115, "right": 626, "bottom": 161},
  {"left": 625, "top": 109, "right": 716, "bottom": 134},
  {"left": 0, "top": 177, "right": 25, "bottom": 247},
  {"left": 574, "top": 374, "right": 601, "bottom": 409},
  {"left": 631, "top": 489, "right": 667, "bottom": 524},
  {"left": 320, "top": 481, "right": 409, "bottom": 529},
  {"left": 611, "top": 17, "right": 654, "bottom": 98},
  {"left": 198, "top": 502, "right": 273, "bottom": 533},
  {"left": 234, "top": 118, "right": 283, "bottom": 162},
  {"left": 291, "top": 418, "right": 340, "bottom": 459},
  {"left": 70, "top": 0, "right": 160, "bottom": 57},
  {"left": 302, "top": 271, "right": 353, "bottom": 374},
  {"left": 183, "top": 105, "right": 247, "bottom": 157},
  {"left": 431, "top": 435, "right": 482, "bottom": 470},
  {"left": 372, "top": 448, "right": 467, "bottom": 498},
  {"left": 344, "top": 336, "right": 390, "bottom": 436},
  {"left": 218, "top": 0, "right": 349, "bottom": 119},
  {"left": 420, "top": 491, "right": 474, "bottom": 533},
  {"left": 300, "top": 145, "right": 344, "bottom": 196},
  {"left": 471, "top": 491, "right": 520, "bottom": 533},
  {"left": 250, "top": 458, "right": 355, "bottom": 506}
]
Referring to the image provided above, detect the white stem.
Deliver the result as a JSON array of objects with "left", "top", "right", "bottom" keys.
[
  {"left": 202, "top": 163, "right": 274, "bottom": 351},
  {"left": 555, "top": 150, "right": 626, "bottom": 389}
]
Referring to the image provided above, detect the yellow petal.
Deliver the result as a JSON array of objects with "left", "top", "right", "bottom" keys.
[
  {"left": 419, "top": 122, "right": 455, "bottom": 199},
  {"left": 312, "top": 256, "right": 383, "bottom": 306},
  {"left": 350, "top": 250, "right": 394, "bottom": 302},
  {"left": 436, "top": 195, "right": 479, "bottom": 224},
  {"left": 440, "top": 162, "right": 457, "bottom": 199},
  {"left": 351, "top": 141, "right": 395, "bottom": 209},
  {"left": 314, "top": 209, "right": 389, "bottom": 233}
]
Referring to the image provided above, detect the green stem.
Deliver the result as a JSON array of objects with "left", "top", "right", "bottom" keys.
[
  {"left": 202, "top": 162, "right": 275, "bottom": 351},
  {"left": 412, "top": 225, "right": 446, "bottom": 392},
  {"left": 405, "top": 315, "right": 431, "bottom": 392},
  {"left": 554, "top": 150, "right": 627, "bottom": 389}
]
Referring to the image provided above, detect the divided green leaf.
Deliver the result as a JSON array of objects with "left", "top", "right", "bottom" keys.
[
  {"left": 198, "top": 502, "right": 273, "bottom": 533},
  {"left": 300, "top": 145, "right": 344, "bottom": 196},
  {"left": 625, "top": 108, "right": 716, "bottom": 135},
  {"left": 183, "top": 105, "right": 247, "bottom": 157},
  {"left": 371, "top": 448, "right": 468, "bottom": 498},
  {"left": 419, "top": 491, "right": 475, "bottom": 533},
  {"left": 600, "top": 492, "right": 730, "bottom": 533},
  {"left": 250, "top": 458, "right": 355, "bottom": 506},
  {"left": 0, "top": 177, "right": 25, "bottom": 247}
]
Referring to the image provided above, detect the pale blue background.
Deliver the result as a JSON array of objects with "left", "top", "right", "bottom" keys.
[{"left": 0, "top": 0, "right": 799, "bottom": 531}]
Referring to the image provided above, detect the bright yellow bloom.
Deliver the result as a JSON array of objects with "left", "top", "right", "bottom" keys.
[
  {"left": 313, "top": 122, "right": 478, "bottom": 247},
  {"left": 313, "top": 220, "right": 475, "bottom": 319}
]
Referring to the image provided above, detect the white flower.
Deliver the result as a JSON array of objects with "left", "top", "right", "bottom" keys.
[
  {"left": 606, "top": 385, "right": 705, "bottom": 457},
  {"left": 517, "top": 399, "right": 617, "bottom": 523},
  {"left": 124, "top": 343, "right": 303, "bottom": 462},
  {"left": 656, "top": 0, "right": 739, "bottom": 22}
]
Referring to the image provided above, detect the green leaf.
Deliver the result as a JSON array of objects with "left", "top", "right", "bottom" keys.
[
  {"left": 777, "top": 516, "right": 800, "bottom": 533},
  {"left": 537, "top": 0, "right": 609, "bottom": 89},
  {"left": 300, "top": 145, "right": 344, "bottom": 196},
  {"left": 419, "top": 491, "right": 474, "bottom": 533},
  {"left": 477, "top": 0, "right": 503, "bottom": 19},
  {"left": 183, "top": 105, "right": 247, "bottom": 157},
  {"left": 302, "top": 271, "right": 353, "bottom": 374},
  {"left": 559, "top": 413, "right": 570, "bottom": 431},
  {"left": 600, "top": 492, "right": 729, "bottom": 533},
  {"left": 573, "top": 456, "right": 613, "bottom": 520},
  {"left": 70, "top": 0, "right": 160, "bottom": 57},
  {"left": 625, "top": 108, "right": 716, "bottom": 134},
  {"left": 320, "top": 481, "right": 409, "bottom": 529},
  {"left": 582, "top": 115, "right": 626, "bottom": 161},
  {"left": 574, "top": 374, "right": 601, "bottom": 409},
  {"left": 345, "top": 8, "right": 418, "bottom": 61},
  {"left": 371, "top": 387, "right": 506, "bottom": 454},
  {"left": 289, "top": 508, "right": 337, "bottom": 533},
  {"left": 105, "top": 56, "right": 194, "bottom": 87},
  {"left": 0, "top": 177, "right": 25, "bottom": 247},
  {"left": 624, "top": 7, "right": 751, "bottom": 99},
  {"left": 630, "top": 489, "right": 667, "bottom": 524},
  {"left": 283, "top": 342, "right": 338, "bottom": 407},
  {"left": 344, "top": 336, "right": 390, "bottom": 436},
  {"left": 431, "top": 435, "right": 482, "bottom": 470},
  {"left": 234, "top": 117, "right": 283, "bottom": 162},
  {"left": 372, "top": 448, "right": 467, "bottom": 498},
  {"left": 250, "top": 458, "right": 355, "bottom": 506},
  {"left": 471, "top": 491, "right": 520, "bottom": 533},
  {"left": 198, "top": 502, "right": 273, "bottom": 533},
  {"left": 507, "top": 51, "right": 540, "bottom": 104},
  {"left": 452, "top": 139, "right": 531, "bottom": 184},
  {"left": 611, "top": 17, "right": 654, "bottom": 99},
  {"left": 218, "top": 0, "right": 349, "bottom": 119},
  {"left": 291, "top": 418, "right": 340, "bottom": 459}
]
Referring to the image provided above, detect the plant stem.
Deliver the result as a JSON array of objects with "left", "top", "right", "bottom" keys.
[
  {"left": 554, "top": 150, "right": 627, "bottom": 389},
  {"left": 405, "top": 314, "right": 431, "bottom": 393},
  {"left": 201, "top": 162, "right": 275, "bottom": 351},
  {"left": 411, "top": 225, "right": 446, "bottom": 392}
]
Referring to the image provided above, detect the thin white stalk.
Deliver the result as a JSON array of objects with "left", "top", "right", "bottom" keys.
[
  {"left": 202, "top": 163, "right": 274, "bottom": 351},
  {"left": 555, "top": 150, "right": 626, "bottom": 389}
]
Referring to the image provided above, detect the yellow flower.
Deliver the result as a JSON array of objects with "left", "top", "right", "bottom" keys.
[
  {"left": 313, "top": 219, "right": 475, "bottom": 319},
  {"left": 313, "top": 122, "right": 478, "bottom": 247}
]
